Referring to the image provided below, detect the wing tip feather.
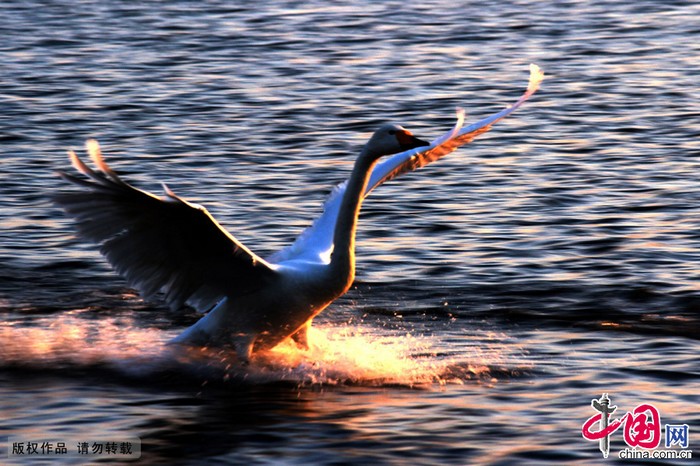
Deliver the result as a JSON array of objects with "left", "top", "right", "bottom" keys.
[
  {"left": 161, "top": 182, "right": 181, "bottom": 202},
  {"left": 68, "top": 148, "right": 95, "bottom": 177},
  {"left": 86, "top": 139, "right": 111, "bottom": 173},
  {"left": 527, "top": 63, "right": 545, "bottom": 94}
]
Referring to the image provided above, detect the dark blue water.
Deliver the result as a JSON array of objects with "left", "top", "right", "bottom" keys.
[{"left": 1, "top": 1, "right": 699, "bottom": 464}]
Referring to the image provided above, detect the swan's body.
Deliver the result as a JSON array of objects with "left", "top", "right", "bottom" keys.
[
  {"left": 55, "top": 65, "right": 543, "bottom": 361},
  {"left": 165, "top": 125, "right": 430, "bottom": 356}
]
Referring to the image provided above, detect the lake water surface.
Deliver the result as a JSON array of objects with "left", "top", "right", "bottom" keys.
[{"left": 1, "top": 1, "right": 699, "bottom": 464}]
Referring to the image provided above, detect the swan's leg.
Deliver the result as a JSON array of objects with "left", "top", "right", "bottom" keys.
[
  {"left": 168, "top": 297, "right": 230, "bottom": 347},
  {"left": 291, "top": 321, "right": 311, "bottom": 350},
  {"left": 168, "top": 322, "right": 211, "bottom": 346},
  {"left": 231, "top": 333, "right": 256, "bottom": 364}
]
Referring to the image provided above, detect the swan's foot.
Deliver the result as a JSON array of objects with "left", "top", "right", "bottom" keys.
[
  {"left": 290, "top": 322, "right": 310, "bottom": 350},
  {"left": 231, "top": 333, "right": 256, "bottom": 365},
  {"left": 168, "top": 297, "right": 238, "bottom": 349},
  {"left": 168, "top": 325, "right": 212, "bottom": 347},
  {"left": 170, "top": 330, "right": 257, "bottom": 366}
]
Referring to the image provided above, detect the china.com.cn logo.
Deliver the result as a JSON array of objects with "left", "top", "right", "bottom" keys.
[{"left": 582, "top": 393, "right": 692, "bottom": 460}]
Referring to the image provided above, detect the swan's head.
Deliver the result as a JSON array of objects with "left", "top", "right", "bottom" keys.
[{"left": 364, "top": 124, "right": 430, "bottom": 159}]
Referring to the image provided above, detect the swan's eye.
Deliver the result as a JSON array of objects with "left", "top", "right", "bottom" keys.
[{"left": 388, "top": 130, "right": 396, "bottom": 135}]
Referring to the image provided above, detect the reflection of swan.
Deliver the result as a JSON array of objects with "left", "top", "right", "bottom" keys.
[{"left": 55, "top": 64, "right": 543, "bottom": 362}]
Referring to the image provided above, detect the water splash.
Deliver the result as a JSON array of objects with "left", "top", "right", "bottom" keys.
[
  {"left": 0, "top": 312, "right": 525, "bottom": 388},
  {"left": 0, "top": 311, "right": 167, "bottom": 372},
  {"left": 162, "top": 324, "right": 481, "bottom": 387},
  {"left": 255, "top": 325, "right": 454, "bottom": 386}
]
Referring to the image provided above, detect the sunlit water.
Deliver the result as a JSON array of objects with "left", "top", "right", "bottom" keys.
[{"left": 1, "top": 1, "right": 699, "bottom": 464}]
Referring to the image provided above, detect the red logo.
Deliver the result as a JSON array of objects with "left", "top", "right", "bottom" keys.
[{"left": 582, "top": 394, "right": 661, "bottom": 458}]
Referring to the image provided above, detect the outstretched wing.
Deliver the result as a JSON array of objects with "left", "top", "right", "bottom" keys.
[
  {"left": 368, "top": 64, "right": 544, "bottom": 191},
  {"left": 54, "top": 140, "right": 277, "bottom": 312},
  {"left": 269, "top": 64, "right": 544, "bottom": 264}
]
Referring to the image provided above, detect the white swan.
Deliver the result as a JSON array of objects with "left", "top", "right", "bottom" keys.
[{"left": 55, "top": 64, "right": 544, "bottom": 361}]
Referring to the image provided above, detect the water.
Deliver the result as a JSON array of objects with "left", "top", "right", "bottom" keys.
[{"left": 1, "top": 0, "right": 699, "bottom": 464}]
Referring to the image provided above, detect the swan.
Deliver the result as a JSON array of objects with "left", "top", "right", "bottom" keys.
[{"left": 54, "top": 64, "right": 543, "bottom": 362}]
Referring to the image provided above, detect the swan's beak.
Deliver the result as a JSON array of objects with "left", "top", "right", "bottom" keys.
[{"left": 397, "top": 130, "right": 430, "bottom": 151}]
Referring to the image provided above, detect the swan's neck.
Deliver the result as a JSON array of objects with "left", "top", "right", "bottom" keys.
[{"left": 329, "top": 148, "right": 379, "bottom": 291}]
